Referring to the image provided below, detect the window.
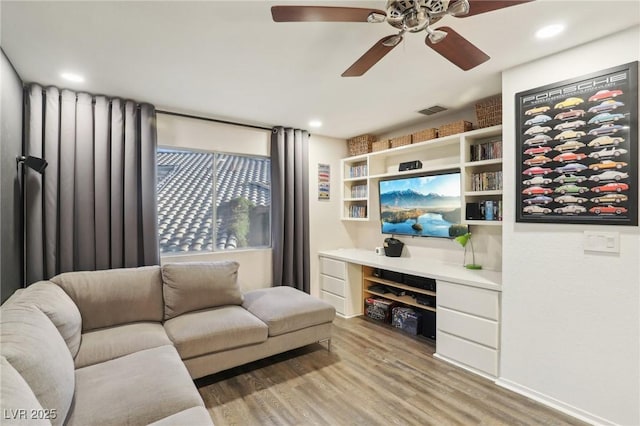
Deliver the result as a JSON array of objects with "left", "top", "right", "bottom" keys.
[{"left": 157, "top": 148, "right": 271, "bottom": 254}]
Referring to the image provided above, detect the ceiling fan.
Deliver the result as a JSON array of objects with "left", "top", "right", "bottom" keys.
[{"left": 271, "top": 0, "right": 533, "bottom": 76}]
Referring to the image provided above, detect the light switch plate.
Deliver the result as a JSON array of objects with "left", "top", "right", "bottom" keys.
[{"left": 583, "top": 231, "right": 620, "bottom": 254}]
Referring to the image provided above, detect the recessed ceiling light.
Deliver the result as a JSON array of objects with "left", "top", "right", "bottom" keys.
[
  {"left": 61, "top": 72, "right": 85, "bottom": 83},
  {"left": 536, "top": 24, "right": 565, "bottom": 39},
  {"left": 309, "top": 120, "right": 322, "bottom": 128}
]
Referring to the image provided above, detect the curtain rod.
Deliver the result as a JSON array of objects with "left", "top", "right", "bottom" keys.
[{"left": 156, "top": 110, "right": 273, "bottom": 132}]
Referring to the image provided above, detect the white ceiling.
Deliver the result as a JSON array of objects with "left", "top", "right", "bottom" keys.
[{"left": 2, "top": 1, "right": 639, "bottom": 139}]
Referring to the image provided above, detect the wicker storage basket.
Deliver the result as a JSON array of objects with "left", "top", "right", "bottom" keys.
[
  {"left": 438, "top": 120, "right": 473, "bottom": 137},
  {"left": 390, "top": 135, "right": 412, "bottom": 148},
  {"left": 475, "top": 95, "right": 502, "bottom": 128},
  {"left": 371, "top": 139, "right": 389, "bottom": 152},
  {"left": 411, "top": 128, "right": 438, "bottom": 143},
  {"left": 347, "top": 134, "right": 377, "bottom": 156}
]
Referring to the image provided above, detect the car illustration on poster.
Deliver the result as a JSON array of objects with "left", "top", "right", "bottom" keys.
[
  {"left": 588, "top": 147, "right": 628, "bottom": 159},
  {"left": 553, "top": 120, "right": 586, "bottom": 131},
  {"left": 523, "top": 176, "right": 553, "bottom": 186},
  {"left": 554, "top": 140, "right": 586, "bottom": 153},
  {"left": 554, "top": 109, "right": 586, "bottom": 120},
  {"left": 554, "top": 194, "right": 588, "bottom": 204},
  {"left": 524, "top": 105, "right": 551, "bottom": 116},
  {"left": 588, "top": 113, "right": 625, "bottom": 125},
  {"left": 523, "top": 155, "right": 552, "bottom": 166},
  {"left": 588, "top": 124, "right": 624, "bottom": 136},
  {"left": 591, "top": 182, "right": 629, "bottom": 193},
  {"left": 553, "top": 174, "right": 587, "bottom": 184},
  {"left": 554, "top": 130, "right": 586, "bottom": 141},
  {"left": 588, "top": 89, "right": 623, "bottom": 102},
  {"left": 588, "top": 100, "right": 625, "bottom": 114},
  {"left": 523, "top": 195, "right": 553, "bottom": 205},
  {"left": 523, "top": 166, "right": 553, "bottom": 176},
  {"left": 524, "top": 115, "right": 552, "bottom": 126},
  {"left": 591, "top": 193, "right": 628, "bottom": 204},
  {"left": 554, "top": 163, "right": 588, "bottom": 174},
  {"left": 523, "top": 134, "right": 552, "bottom": 146},
  {"left": 554, "top": 97, "right": 584, "bottom": 109},
  {"left": 554, "top": 205, "right": 587, "bottom": 215},
  {"left": 587, "top": 136, "right": 625, "bottom": 147},
  {"left": 524, "top": 146, "right": 552, "bottom": 156},
  {"left": 554, "top": 184, "right": 588, "bottom": 194},
  {"left": 524, "top": 125, "right": 552, "bottom": 136},
  {"left": 522, "top": 186, "right": 553, "bottom": 196},
  {"left": 552, "top": 152, "right": 587, "bottom": 163},
  {"left": 523, "top": 205, "right": 551, "bottom": 214},
  {"left": 589, "top": 205, "right": 628, "bottom": 215},
  {"left": 588, "top": 171, "right": 629, "bottom": 182},
  {"left": 588, "top": 160, "right": 627, "bottom": 171}
]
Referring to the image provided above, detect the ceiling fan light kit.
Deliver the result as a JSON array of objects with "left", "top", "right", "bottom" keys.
[{"left": 271, "top": 0, "right": 533, "bottom": 76}]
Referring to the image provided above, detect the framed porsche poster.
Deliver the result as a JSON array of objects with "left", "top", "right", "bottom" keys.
[{"left": 516, "top": 61, "right": 638, "bottom": 226}]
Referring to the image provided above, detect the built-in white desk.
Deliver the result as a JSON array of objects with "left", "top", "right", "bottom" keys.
[{"left": 317, "top": 248, "right": 503, "bottom": 379}]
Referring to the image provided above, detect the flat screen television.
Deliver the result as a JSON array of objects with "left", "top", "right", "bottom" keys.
[{"left": 378, "top": 171, "right": 468, "bottom": 238}]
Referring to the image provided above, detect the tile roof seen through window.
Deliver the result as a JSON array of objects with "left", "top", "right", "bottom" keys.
[{"left": 157, "top": 150, "right": 270, "bottom": 253}]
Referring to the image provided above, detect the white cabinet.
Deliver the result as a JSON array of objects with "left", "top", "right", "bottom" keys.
[
  {"left": 319, "top": 256, "right": 362, "bottom": 317},
  {"left": 435, "top": 280, "right": 501, "bottom": 378}
]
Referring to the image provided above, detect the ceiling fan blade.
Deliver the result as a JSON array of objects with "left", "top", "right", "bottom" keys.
[
  {"left": 460, "top": 1, "right": 534, "bottom": 17},
  {"left": 342, "top": 35, "right": 400, "bottom": 77},
  {"left": 271, "top": 6, "right": 386, "bottom": 22},
  {"left": 425, "top": 27, "right": 489, "bottom": 71}
]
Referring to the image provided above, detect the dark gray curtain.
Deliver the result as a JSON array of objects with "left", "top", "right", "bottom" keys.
[
  {"left": 271, "top": 127, "right": 310, "bottom": 293},
  {"left": 24, "top": 84, "right": 158, "bottom": 284}
]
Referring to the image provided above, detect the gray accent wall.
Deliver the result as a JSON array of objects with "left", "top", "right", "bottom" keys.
[{"left": 1, "top": 48, "right": 23, "bottom": 302}]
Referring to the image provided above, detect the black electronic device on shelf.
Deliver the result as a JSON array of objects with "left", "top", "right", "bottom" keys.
[{"left": 398, "top": 160, "right": 422, "bottom": 172}]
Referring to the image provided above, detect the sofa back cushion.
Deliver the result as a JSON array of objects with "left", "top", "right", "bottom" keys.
[
  {"left": 0, "top": 304, "right": 74, "bottom": 426},
  {"left": 51, "top": 266, "right": 163, "bottom": 331},
  {"left": 15, "top": 281, "right": 82, "bottom": 358},
  {"left": 1, "top": 356, "right": 52, "bottom": 425},
  {"left": 162, "top": 261, "right": 242, "bottom": 320}
]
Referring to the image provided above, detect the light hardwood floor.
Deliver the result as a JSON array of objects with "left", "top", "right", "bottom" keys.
[{"left": 196, "top": 316, "right": 586, "bottom": 426}]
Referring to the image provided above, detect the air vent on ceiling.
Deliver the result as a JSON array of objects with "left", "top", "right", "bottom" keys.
[{"left": 418, "top": 105, "right": 447, "bottom": 116}]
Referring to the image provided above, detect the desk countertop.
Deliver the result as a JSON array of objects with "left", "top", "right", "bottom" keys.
[{"left": 318, "top": 248, "right": 501, "bottom": 291}]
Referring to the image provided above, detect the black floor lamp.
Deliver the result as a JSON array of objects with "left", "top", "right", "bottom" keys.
[{"left": 16, "top": 155, "right": 48, "bottom": 287}]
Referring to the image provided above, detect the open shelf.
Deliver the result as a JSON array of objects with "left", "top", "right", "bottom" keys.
[
  {"left": 364, "top": 275, "right": 436, "bottom": 297},
  {"left": 364, "top": 289, "right": 436, "bottom": 313},
  {"left": 341, "top": 125, "right": 503, "bottom": 225}
]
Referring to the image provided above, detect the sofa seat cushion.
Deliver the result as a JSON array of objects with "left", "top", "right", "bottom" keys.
[
  {"left": 164, "top": 306, "right": 268, "bottom": 359},
  {"left": 0, "top": 304, "right": 74, "bottom": 426},
  {"left": 147, "top": 407, "right": 213, "bottom": 426},
  {"left": 243, "top": 287, "right": 336, "bottom": 337},
  {"left": 162, "top": 261, "right": 243, "bottom": 320},
  {"left": 52, "top": 265, "right": 163, "bottom": 331},
  {"left": 67, "top": 345, "right": 204, "bottom": 426},
  {"left": 74, "top": 322, "right": 172, "bottom": 368},
  {"left": 1, "top": 356, "right": 51, "bottom": 426}
]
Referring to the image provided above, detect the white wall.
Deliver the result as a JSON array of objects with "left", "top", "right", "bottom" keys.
[
  {"left": 157, "top": 112, "right": 273, "bottom": 292},
  {"left": 499, "top": 26, "right": 639, "bottom": 425},
  {"left": 308, "top": 134, "right": 356, "bottom": 297}
]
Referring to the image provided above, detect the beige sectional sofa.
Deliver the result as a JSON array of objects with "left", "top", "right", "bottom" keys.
[{"left": 0, "top": 261, "right": 335, "bottom": 425}]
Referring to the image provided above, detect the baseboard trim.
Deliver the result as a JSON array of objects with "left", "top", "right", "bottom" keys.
[{"left": 495, "top": 378, "right": 615, "bottom": 426}]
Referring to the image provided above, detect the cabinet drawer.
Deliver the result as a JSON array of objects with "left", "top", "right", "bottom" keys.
[
  {"left": 437, "top": 281, "right": 499, "bottom": 320},
  {"left": 319, "top": 257, "right": 346, "bottom": 280},
  {"left": 321, "top": 290, "right": 345, "bottom": 315},
  {"left": 436, "top": 330, "right": 498, "bottom": 377},
  {"left": 320, "top": 274, "right": 346, "bottom": 297},
  {"left": 437, "top": 307, "right": 499, "bottom": 349}
]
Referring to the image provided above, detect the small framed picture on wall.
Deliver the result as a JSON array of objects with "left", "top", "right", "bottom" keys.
[{"left": 515, "top": 61, "right": 638, "bottom": 226}]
